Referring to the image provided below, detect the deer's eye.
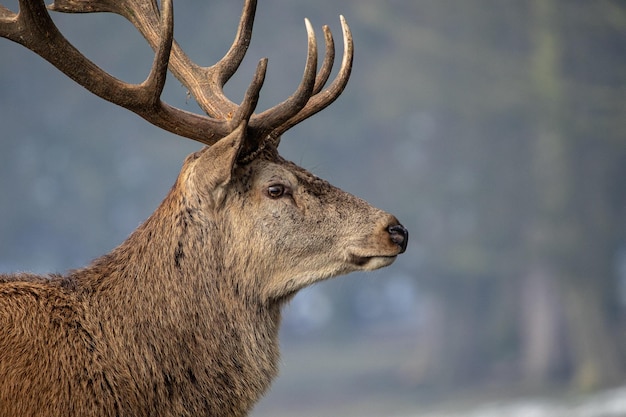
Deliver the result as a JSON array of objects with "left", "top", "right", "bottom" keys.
[{"left": 267, "top": 184, "right": 286, "bottom": 199}]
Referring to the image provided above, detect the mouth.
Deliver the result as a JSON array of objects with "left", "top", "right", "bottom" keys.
[{"left": 348, "top": 254, "right": 398, "bottom": 270}]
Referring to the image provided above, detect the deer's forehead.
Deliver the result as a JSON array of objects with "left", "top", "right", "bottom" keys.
[
  {"left": 242, "top": 159, "right": 331, "bottom": 190},
  {"left": 241, "top": 160, "right": 299, "bottom": 185}
]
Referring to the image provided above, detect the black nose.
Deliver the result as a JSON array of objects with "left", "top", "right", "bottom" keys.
[{"left": 388, "top": 224, "right": 408, "bottom": 254}]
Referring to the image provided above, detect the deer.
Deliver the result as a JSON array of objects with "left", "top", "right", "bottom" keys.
[{"left": 0, "top": 0, "right": 408, "bottom": 416}]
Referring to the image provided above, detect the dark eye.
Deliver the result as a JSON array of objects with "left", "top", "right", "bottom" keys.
[{"left": 267, "top": 184, "right": 286, "bottom": 199}]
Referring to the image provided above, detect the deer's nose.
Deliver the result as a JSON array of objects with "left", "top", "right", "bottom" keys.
[{"left": 388, "top": 224, "right": 408, "bottom": 254}]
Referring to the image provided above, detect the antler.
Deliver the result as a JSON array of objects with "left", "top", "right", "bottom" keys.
[{"left": 0, "top": 0, "right": 353, "bottom": 154}]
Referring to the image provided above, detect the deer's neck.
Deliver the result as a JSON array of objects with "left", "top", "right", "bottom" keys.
[{"left": 71, "top": 190, "right": 280, "bottom": 416}]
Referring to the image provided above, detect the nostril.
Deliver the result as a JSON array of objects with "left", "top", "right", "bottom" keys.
[{"left": 388, "top": 224, "right": 409, "bottom": 254}]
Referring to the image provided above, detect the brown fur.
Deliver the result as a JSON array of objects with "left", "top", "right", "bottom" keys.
[{"left": 0, "top": 128, "right": 406, "bottom": 416}]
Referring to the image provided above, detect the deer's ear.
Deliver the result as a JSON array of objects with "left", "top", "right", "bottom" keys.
[{"left": 188, "top": 123, "right": 246, "bottom": 204}]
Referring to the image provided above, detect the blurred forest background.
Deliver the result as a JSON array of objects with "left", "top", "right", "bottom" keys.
[{"left": 2, "top": 0, "right": 626, "bottom": 416}]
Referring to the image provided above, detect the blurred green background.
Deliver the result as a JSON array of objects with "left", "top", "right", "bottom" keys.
[{"left": 2, "top": 0, "right": 626, "bottom": 415}]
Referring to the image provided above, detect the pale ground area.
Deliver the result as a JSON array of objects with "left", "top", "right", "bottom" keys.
[
  {"left": 256, "top": 383, "right": 626, "bottom": 417},
  {"left": 405, "top": 385, "right": 626, "bottom": 417},
  {"left": 252, "top": 334, "right": 626, "bottom": 417}
]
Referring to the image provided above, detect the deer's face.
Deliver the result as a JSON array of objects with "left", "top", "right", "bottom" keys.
[{"left": 179, "top": 129, "right": 407, "bottom": 302}]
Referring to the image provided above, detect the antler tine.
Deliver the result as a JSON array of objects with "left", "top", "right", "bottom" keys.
[
  {"left": 268, "top": 16, "right": 354, "bottom": 140},
  {"left": 249, "top": 18, "right": 318, "bottom": 136},
  {"left": 214, "top": 0, "right": 257, "bottom": 87},
  {"left": 142, "top": 0, "right": 173, "bottom": 107},
  {"left": 230, "top": 58, "right": 267, "bottom": 129},
  {"left": 312, "top": 25, "right": 335, "bottom": 96}
]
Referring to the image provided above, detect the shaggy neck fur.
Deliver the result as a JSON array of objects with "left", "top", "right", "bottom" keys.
[{"left": 67, "top": 183, "right": 281, "bottom": 417}]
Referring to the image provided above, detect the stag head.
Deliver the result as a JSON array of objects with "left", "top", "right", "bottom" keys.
[
  {"left": 0, "top": 0, "right": 408, "bottom": 301},
  {"left": 0, "top": 0, "right": 407, "bottom": 300},
  {"left": 175, "top": 134, "right": 406, "bottom": 303}
]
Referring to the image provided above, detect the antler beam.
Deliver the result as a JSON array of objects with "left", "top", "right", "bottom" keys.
[{"left": 0, "top": 0, "right": 353, "bottom": 149}]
